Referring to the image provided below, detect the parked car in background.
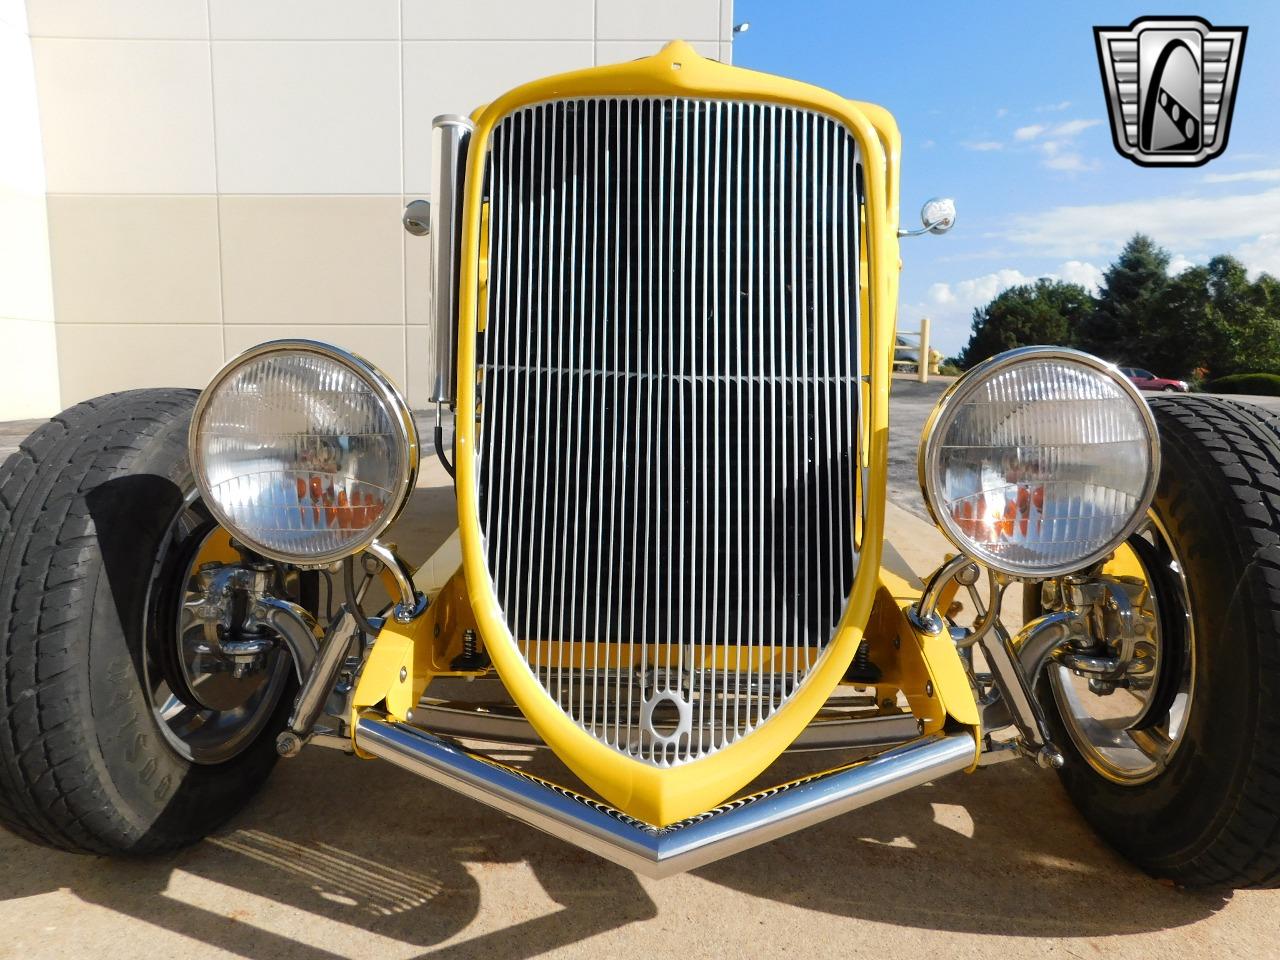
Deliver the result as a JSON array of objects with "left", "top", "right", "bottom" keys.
[
  {"left": 1120, "top": 366, "right": 1189, "bottom": 392},
  {"left": 893, "top": 335, "right": 942, "bottom": 374}
]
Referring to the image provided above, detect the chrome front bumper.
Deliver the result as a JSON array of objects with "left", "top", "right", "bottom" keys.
[{"left": 354, "top": 717, "right": 976, "bottom": 878}]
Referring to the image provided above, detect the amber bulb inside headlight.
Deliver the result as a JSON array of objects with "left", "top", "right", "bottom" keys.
[
  {"left": 189, "top": 341, "right": 418, "bottom": 565},
  {"left": 919, "top": 348, "right": 1159, "bottom": 577}
]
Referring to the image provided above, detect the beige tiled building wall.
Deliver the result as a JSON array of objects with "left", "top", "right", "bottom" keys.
[
  {"left": 13, "top": 0, "right": 732, "bottom": 418},
  {"left": 0, "top": 1, "right": 58, "bottom": 419}
]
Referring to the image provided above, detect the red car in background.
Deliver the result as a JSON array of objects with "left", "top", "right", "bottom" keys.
[{"left": 1119, "top": 366, "right": 1189, "bottom": 392}]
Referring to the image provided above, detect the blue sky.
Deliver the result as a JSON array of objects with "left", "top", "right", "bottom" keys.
[{"left": 734, "top": 1, "right": 1280, "bottom": 357}]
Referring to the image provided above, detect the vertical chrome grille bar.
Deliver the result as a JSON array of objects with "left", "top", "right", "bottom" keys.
[
  {"left": 612, "top": 98, "right": 628, "bottom": 743},
  {"left": 541, "top": 103, "right": 558, "bottom": 698},
  {"left": 495, "top": 116, "right": 518, "bottom": 617},
  {"left": 525, "top": 105, "right": 541, "bottom": 684},
  {"left": 692, "top": 99, "right": 706, "bottom": 757},
  {"left": 644, "top": 95, "right": 663, "bottom": 762},
  {"left": 477, "top": 124, "right": 500, "bottom": 548},
  {"left": 737, "top": 99, "right": 747, "bottom": 737},
  {"left": 585, "top": 98, "right": 604, "bottom": 737},
  {"left": 819, "top": 117, "right": 835, "bottom": 652},
  {"left": 778, "top": 106, "right": 798, "bottom": 701},
  {"left": 598, "top": 98, "right": 616, "bottom": 744},
  {"left": 836, "top": 128, "right": 855, "bottom": 585},
  {"left": 675, "top": 97, "right": 689, "bottom": 761},
  {"left": 704, "top": 100, "right": 717, "bottom": 754},
  {"left": 747, "top": 99, "right": 757, "bottom": 727},
  {"left": 566, "top": 99, "right": 585, "bottom": 725},
  {"left": 477, "top": 97, "right": 862, "bottom": 766},
  {"left": 499, "top": 110, "right": 519, "bottom": 655},
  {"left": 623, "top": 96, "right": 642, "bottom": 750},
  {"left": 797, "top": 108, "right": 811, "bottom": 688},
  {"left": 765, "top": 104, "right": 778, "bottom": 700},
  {"left": 542, "top": 103, "right": 558, "bottom": 691},
  {"left": 571, "top": 99, "right": 587, "bottom": 725}
]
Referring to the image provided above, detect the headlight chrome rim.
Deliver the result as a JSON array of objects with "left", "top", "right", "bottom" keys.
[
  {"left": 189, "top": 339, "right": 419, "bottom": 566},
  {"left": 918, "top": 346, "right": 1160, "bottom": 578}
]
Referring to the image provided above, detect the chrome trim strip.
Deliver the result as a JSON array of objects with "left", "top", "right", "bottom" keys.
[
  {"left": 409, "top": 698, "right": 923, "bottom": 753},
  {"left": 355, "top": 717, "right": 974, "bottom": 878},
  {"left": 429, "top": 114, "right": 474, "bottom": 406}
]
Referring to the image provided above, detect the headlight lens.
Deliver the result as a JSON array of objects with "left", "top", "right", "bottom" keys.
[
  {"left": 919, "top": 348, "right": 1158, "bottom": 577},
  {"left": 190, "top": 340, "right": 418, "bottom": 564}
]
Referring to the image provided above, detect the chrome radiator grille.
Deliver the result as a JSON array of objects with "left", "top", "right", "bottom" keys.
[{"left": 475, "top": 96, "right": 861, "bottom": 765}]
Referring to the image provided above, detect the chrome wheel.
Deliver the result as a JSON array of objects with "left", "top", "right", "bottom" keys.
[
  {"left": 1047, "top": 513, "right": 1195, "bottom": 784},
  {"left": 142, "top": 494, "right": 291, "bottom": 765}
]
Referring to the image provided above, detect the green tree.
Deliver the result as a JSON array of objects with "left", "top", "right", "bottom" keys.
[
  {"left": 956, "top": 233, "right": 1280, "bottom": 379},
  {"left": 956, "top": 279, "right": 1091, "bottom": 368},
  {"left": 1078, "top": 233, "right": 1169, "bottom": 360},
  {"left": 1144, "top": 256, "right": 1280, "bottom": 379},
  {"left": 1203, "top": 256, "right": 1280, "bottom": 377},
  {"left": 1144, "top": 265, "right": 1215, "bottom": 378}
]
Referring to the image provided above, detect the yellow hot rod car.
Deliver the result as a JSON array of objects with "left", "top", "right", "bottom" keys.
[{"left": 2, "top": 43, "right": 1278, "bottom": 888}]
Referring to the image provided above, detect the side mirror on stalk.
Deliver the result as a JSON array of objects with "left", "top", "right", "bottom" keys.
[{"left": 898, "top": 197, "right": 956, "bottom": 238}]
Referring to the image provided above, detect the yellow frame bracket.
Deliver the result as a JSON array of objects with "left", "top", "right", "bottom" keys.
[
  {"left": 350, "top": 568, "right": 489, "bottom": 755},
  {"left": 872, "top": 562, "right": 980, "bottom": 754}
]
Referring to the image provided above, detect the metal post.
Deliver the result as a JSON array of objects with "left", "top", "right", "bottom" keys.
[{"left": 918, "top": 317, "right": 930, "bottom": 383}]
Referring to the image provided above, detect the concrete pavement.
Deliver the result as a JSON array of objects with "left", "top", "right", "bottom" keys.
[{"left": 1, "top": 390, "right": 1279, "bottom": 958}]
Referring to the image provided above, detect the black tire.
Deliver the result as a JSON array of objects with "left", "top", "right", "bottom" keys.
[
  {"left": 0, "top": 390, "right": 291, "bottom": 855},
  {"left": 1026, "top": 396, "right": 1280, "bottom": 888}
]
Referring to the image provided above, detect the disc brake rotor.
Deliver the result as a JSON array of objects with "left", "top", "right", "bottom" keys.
[
  {"left": 1049, "top": 514, "right": 1195, "bottom": 785},
  {"left": 143, "top": 498, "right": 291, "bottom": 765}
]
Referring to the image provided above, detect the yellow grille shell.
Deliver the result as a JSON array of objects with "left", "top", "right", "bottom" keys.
[{"left": 447, "top": 42, "right": 963, "bottom": 825}]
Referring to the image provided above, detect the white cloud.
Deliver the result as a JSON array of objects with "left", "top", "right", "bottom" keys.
[
  {"left": 1005, "top": 186, "right": 1280, "bottom": 257},
  {"left": 1058, "top": 260, "right": 1104, "bottom": 292},
  {"left": 964, "top": 140, "right": 1003, "bottom": 152},
  {"left": 1236, "top": 234, "right": 1280, "bottom": 279},
  {"left": 1014, "top": 119, "right": 1100, "bottom": 141},
  {"left": 1041, "top": 149, "right": 1099, "bottom": 172},
  {"left": 921, "top": 138, "right": 936, "bottom": 149},
  {"left": 1038, "top": 100, "right": 1072, "bottom": 112},
  {"left": 1162, "top": 237, "right": 1280, "bottom": 280},
  {"left": 917, "top": 261, "right": 1105, "bottom": 354},
  {"left": 996, "top": 107, "right": 1009, "bottom": 118},
  {"left": 1203, "top": 168, "right": 1280, "bottom": 184},
  {"left": 1010, "top": 119, "right": 1103, "bottom": 171},
  {"left": 929, "top": 268, "right": 1036, "bottom": 308},
  {"left": 1036, "top": 138, "right": 1100, "bottom": 173},
  {"left": 1049, "top": 118, "right": 1101, "bottom": 137}
]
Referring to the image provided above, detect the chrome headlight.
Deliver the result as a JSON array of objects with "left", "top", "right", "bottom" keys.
[
  {"left": 919, "top": 347, "right": 1159, "bottom": 577},
  {"left": 190, "top": 340, "right": 418, "bottom": 565}
]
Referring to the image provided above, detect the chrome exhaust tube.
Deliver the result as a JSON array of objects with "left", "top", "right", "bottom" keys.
[
  {"left": 355, "top": 717, "right": 976, "bottom": 878},
  {"left": 427, "top": 114, "right": 474, "bottom": 407}
]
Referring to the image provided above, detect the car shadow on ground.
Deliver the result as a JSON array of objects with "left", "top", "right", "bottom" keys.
[{"left": 0, "top": 743, "right": 1228, "bottom": 958}]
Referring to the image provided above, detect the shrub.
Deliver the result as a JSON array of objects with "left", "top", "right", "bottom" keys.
[{"left": 1204, "top": 373, "right": 1280, "bottom": 396}]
